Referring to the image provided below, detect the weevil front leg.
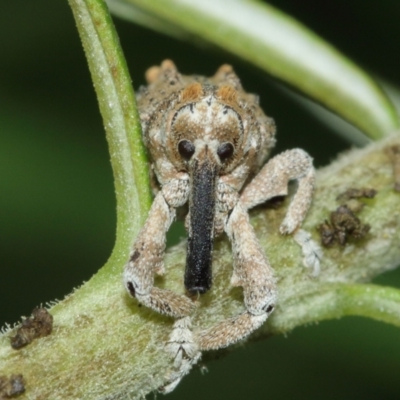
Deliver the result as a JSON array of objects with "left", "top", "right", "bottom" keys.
[
  {"left": 240, "top": 148, "right": 321, "bottom": 274},
  {"left": 160, "top": 316, "right": 202, "bottom": 394},
  {"left": 198, "top": 203, "right": 276, "bottom": 350},
  {"left": 241, "top": 148, "right": 315, "bottom": 233},
  {"left": 123, "top": 180, "right": 195, "bottom": 318}
]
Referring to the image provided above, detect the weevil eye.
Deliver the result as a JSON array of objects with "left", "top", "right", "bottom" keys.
[
  {"left": 178, "top": 140, "right": 195, "bottom": 160},
  {"left": 217, "top": 142, "right": 234, "bottom": 162}
]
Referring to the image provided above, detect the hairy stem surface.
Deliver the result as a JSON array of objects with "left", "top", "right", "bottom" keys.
[{"left": 0, "top": 136, "right": 399, "bottom": 399}]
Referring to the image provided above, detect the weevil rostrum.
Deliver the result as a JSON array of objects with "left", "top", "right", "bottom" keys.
[{"left": 123, "top": 60, "right": 319, "bottom": 392}]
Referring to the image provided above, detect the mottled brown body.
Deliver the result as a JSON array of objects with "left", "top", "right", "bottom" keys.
[
  {"left": 318, "top": 188, "right": 376, "bottom": 247},
  {"left": 123, "top": 60, "right": 316, "bottom": 392}
]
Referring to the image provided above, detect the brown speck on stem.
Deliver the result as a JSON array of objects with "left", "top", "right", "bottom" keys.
[
  {"left": 0, "top": 374, "right": 26, "bottom": 399},
  {"left": 10, "top": 307, "right": 53, "bottom": 350},
  {"left": 318, "top": 186, "right": 378, "bottom": 247}
]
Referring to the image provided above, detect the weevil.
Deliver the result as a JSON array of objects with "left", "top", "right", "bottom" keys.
[{"left": 123, "top": 60, "right": 317, "bottom": 392}]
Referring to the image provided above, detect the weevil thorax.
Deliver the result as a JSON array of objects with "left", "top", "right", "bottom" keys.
[{"left": 140, "top": 61, "right": 276, "bottom": 189}]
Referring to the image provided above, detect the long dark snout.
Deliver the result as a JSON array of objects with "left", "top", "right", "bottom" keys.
[{"left": 185, "top": 151, "right": 218, "bottom": 295}]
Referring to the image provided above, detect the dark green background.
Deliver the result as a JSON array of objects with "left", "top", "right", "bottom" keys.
[{"left": 1, "top": 1, "right": 400, "bottom": 399}]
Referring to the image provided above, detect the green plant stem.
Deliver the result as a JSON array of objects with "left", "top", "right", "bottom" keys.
[
  {"left": 269, "top": 283, "right": 400, "bottom": 334},
  {"left": 1, "top": 135, "right": 400, "bottom": 399},
  {"left": 69, "top": 0, "right": 152, "bottom": 273}
]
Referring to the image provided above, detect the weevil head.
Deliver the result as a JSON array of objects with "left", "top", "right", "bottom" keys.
[{"left": 165, "top": 83, "right": 258, "bottom": 179}]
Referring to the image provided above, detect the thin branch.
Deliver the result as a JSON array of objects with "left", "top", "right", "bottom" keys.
[
  {"left": 268, "top": 282, "right": 400, "bottom": 334},
  {"left": 69, "top": 0, "right": 152, "bottom": 267}
]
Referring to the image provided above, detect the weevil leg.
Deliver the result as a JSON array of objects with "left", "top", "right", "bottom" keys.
[
  {"left": 123, "top": 188, "right": 195, "bottom": 318},
  {"left": 197, "top": 204, "right": 276, "bottom": 350},
  {"left": 240, "top": 148, "right": 315, "bottom": 234},
  {"left": 124, "top": 178, "right": 203, "bottom": 391},
  {"left": 240, "top": 148, "right": 321, "bottom": 274},
  {"left": 293, "top": 229, "right": 323, "bottom": 277},
  {"left": 160, "top": 316, "right": 201, "bottom": 393}
]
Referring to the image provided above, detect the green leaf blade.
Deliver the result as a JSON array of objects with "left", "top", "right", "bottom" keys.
[{"left": 111, "top": 0, "right": 399, "bottom": 139}]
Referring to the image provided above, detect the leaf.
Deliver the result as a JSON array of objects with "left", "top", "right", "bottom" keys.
[{"left": 107, "top": 0, "right": 399, "bottom": 139}]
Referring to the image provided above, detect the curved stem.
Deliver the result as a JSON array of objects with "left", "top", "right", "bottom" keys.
[
  {"left": 69, "top": 0, "right": 152, "bottom": 271},
  {"left": 268, "top": 283, "right": 400, "bottom": 334},
  {"left": 1, "top": 132, "right": 399, "bottom": 398}
]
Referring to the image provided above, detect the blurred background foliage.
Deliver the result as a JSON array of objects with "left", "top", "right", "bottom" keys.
[{"left": 1, "top": 1, "right": 400, "bottom": 399}]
